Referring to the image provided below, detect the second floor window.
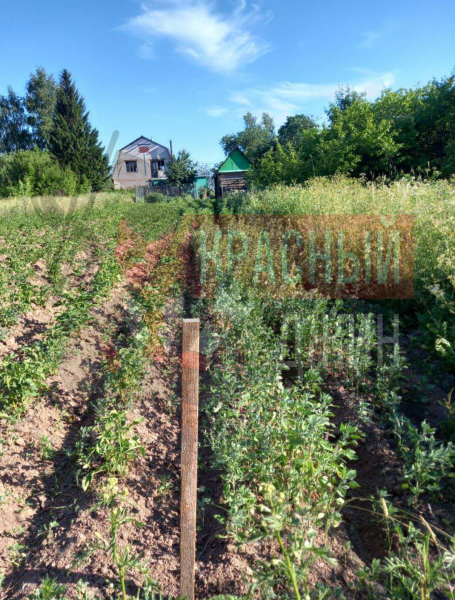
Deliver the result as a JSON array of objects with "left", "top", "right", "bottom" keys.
[{"left": 126, "top": 161, "right": 138, "bottom": 173}]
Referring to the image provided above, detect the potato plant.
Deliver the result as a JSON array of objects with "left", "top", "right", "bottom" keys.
[
  {"left": 57, "top": 181, "right": 455, "bottom": 597},
  {"left": 2, "top": 180, "right": 455, "bottom": 599}
]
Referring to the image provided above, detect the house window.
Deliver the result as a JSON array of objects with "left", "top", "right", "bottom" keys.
[
  {"left": 126, "top": 160, "right": 138, "bottom": 173},
  {"left": 151, "top": 159, "right": 166, "bottom": 178}
]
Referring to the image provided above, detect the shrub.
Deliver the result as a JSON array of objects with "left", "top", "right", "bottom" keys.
[
  {"left": 144, "top": 191, "right": 166, "bottom": 203},
  {"left": 0, "top": 149, "right": 86, "bottom": 198}
]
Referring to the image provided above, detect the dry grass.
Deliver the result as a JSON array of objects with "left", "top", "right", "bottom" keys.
[
  {"left": 0, "top": 190, "right": 134, "bottom": 215},
  {"left": 241, "top": 177, "right": 455, "bottom": 295}
]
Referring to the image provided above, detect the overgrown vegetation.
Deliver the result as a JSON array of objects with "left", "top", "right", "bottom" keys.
[
  {"left": 188, "top": 176, "right": 455, "bottom": 598},
  {"left": 0, "top": 149, "right": 86, "bottom": 198},
  {"left": 216, "top": 177, "right": 455, "bottom": 368},
  {"left": 219, "top": 71, "right": 455, "bottom": 185}
]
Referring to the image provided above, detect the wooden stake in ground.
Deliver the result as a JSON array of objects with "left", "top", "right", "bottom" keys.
[{"left": 180, "top": 318, "right": 200, "bottom": 600}]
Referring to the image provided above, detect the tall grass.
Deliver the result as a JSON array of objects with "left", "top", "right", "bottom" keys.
[
  {"left": 242, "top": 177, "right": 455, "bottom": 287},
  {"left": 0, "top": 189, "right": 134, "bottom": 214},
  {"left": 219, "top": 176, "right": 455, "bottom": 364}
]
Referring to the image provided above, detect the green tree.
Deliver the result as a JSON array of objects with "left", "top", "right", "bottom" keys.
[
  {"left": 251, "top": 90, "right": 401, "bottom": 186},
  {"left": 166, "top": 149, "right": 197, "bottom": 186},
  {"left": 373, "top": 87, "right": 421, "bottom": 173},
  {"left": 346, "top": 76, "right": 455, "bottom": 178},
  {"left": 333, "top": 86, "right": 366, "bottom": 111},
  {"left": 49, "top": 69, "right": 109, "bottom": 191},
  {"left": 249, "top": 142, "right": 305, "bottom": 187},
  {"left": 391, "top": 74, "right": 455, "bottom": 178},
  {"left": 0, "top": 87, "right": 31, "bottom": 153},
  {"left": 321, "top": 88, "right": 400, "bottom": 177},
  {"left": 227, "top": 72, "right": 455, "bottom": 187},
  {"left": 0, "top": 149, "right": 83, "bottom": 198},
  {"left": 278, "top": 114, "right": 317, "bottom": 146},
  {"left": 220, "top": 112, "right": 276, "bottom": 162},
  {"left": 25, "top": 67, "right": 57, "bottom": 150}
]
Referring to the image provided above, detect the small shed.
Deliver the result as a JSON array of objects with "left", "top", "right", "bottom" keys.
[{"left": 215, "top": 148, "right": 252, "bottom": 198}]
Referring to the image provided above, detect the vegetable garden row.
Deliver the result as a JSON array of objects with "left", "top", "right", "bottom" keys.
[{"left": 1, "top": 178, "right": 455, "bottom": 599}]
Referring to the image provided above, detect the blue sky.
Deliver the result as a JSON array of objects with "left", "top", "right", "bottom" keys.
[{"left": 1, "top": 0, "right": 454, "bottom": 165}]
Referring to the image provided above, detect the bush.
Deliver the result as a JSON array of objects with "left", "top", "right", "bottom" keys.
[
  {"left": 0, "top": 149, "right": 87, "bottom": 198},
  {"left": 144, "top": 191, "right": 166, "bottom": 203}
]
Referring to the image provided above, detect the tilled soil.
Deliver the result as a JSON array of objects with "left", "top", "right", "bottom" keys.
[
  {"left": 2, "top": 278, "right": 455, "bottom": 599},
  {"left": 0, "top": 289, "right": 252, "bottom": 599},
  {"left": 0, "top": 284, "right": 131, "bottom": 598},
  {"left": 0, "top": 302, "right": 61, "bottom": 360},
  {"left": 0, "top": 249, "right": 99, "bottom": 361}
]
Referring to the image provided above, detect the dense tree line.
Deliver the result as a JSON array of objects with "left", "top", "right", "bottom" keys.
[
  {"left": 221, "top": 72, "right": 455, "bottom": 186},
  {"left": 0, "top": 68, "right": 110, "bottom": 196}
]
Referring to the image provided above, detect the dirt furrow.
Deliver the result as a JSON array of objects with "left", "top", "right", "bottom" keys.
[{"left": 0, "top": 285, "right": 131, "bottom": 599}]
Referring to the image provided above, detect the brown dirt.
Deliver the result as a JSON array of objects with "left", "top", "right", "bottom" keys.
[
  {"left": 2, "top": 287, "right": 455, "bottom": 599},
  {"left": 0, "top": 284, "right": 131, "bottom": 598},
  {"left": 0, "top": 248, "right": 101, "bottom": 363},
  {"left": 326, "top": 379, "right": 403, "bottom": 560},
  {"left": 0, "top": 292, "right": 253, "bottom": 600},
  {"left": 0, "top": 303, "right": 61, "bottom": 360}
]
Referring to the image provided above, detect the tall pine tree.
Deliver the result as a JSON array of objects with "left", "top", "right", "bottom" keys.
[
  {"left": 0, "top": 87, "right": 32, "bottom": 153},
  {"left": 25, "top": 67, "right": 57, "bottom": 150},
  {"left": 49, "top": 70, "right": 109, "bottom": 191}
]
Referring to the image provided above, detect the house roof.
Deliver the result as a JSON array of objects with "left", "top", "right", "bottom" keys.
[
  {"left": 217, "top": 148, "right": 252, "bottom": 173},
  {"left": 118, "top": 135, "right": 170, "bottom": 153}
]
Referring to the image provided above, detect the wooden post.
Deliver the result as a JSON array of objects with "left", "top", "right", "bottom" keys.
[{"left": 180, "top": 318, "right": 200, "bottom": 600}]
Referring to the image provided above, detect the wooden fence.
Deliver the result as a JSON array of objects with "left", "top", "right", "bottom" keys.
[{"left": 135, "top": 182, "right": 197, "bottom": 202}]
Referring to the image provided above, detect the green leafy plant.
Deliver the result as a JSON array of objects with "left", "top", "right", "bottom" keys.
[
  {"left": 37, "top": 520, "right": 59, "bottom": 539},
  {"left": 28, "top": 576, "right": 67, "bottom": 600},
  {"left": 77, "top": 409, "right": 144, "bottom": 491},
  {"left": 200, "top": 287, "right": 362, "bottom": 597},
  {"left": 92, "top": 478, "right": 143, "bottom": 600},
  {"left": 38, "top": 435, "right": 54, "bottom": 460},
  {"left": 441, "top": 389, "right": 455, "bottom": 442},
  {"left": 7, "top": 541, "right": 28, "bottom": 567},
  {"left": 392, "top": 415, "right": 455, "bottom": 502},
  {"left": 367, "top": 523, "right": 455, "bottom": 600}
]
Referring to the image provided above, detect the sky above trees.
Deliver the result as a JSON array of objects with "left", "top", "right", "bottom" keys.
[{"left": 0, "top": 0, "right": 454, "bottom": 164}]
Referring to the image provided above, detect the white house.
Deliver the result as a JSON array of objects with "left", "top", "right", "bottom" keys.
[{"left": 112, "top": 136, "right": 172, "bottom": 189}]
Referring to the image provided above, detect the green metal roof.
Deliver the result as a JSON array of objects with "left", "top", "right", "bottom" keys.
[{"left": 218, "top": 148, "right": 252, "bottom": 173}]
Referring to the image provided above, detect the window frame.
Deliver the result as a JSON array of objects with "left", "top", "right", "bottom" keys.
[{"left": 126, "top": 160, "right": 138, "bottom": 173}]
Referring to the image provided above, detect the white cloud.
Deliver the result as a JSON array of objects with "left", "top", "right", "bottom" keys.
[
  {"left": 359, "top": 25, "right": 393, "bottom": 48},
  {"left": 229, "top": 92, "right": 252, "bottom": 106},
  {"left": 227, "top": 72, "right": 396, "bottom": 124},
  {"left": 123, "top": 0, "right": 271, "bottom": 74},
  {"left": 360, "top": 31, "right": 383, "bottom": 48},
  {"left": 265, "top": 95, "right": 299, "bottom": 113},
  {"left": 270, "top": 73, "right": 395, "bottom": 103},
  {"left": 270, "top": 81, "right": 336, "bottom": 101},
  {"left": 354, "top": 72, "right": 395, "bottom": 97},
  {"left": 205, "top": 106, "right": 228, "bottom": 117}
]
